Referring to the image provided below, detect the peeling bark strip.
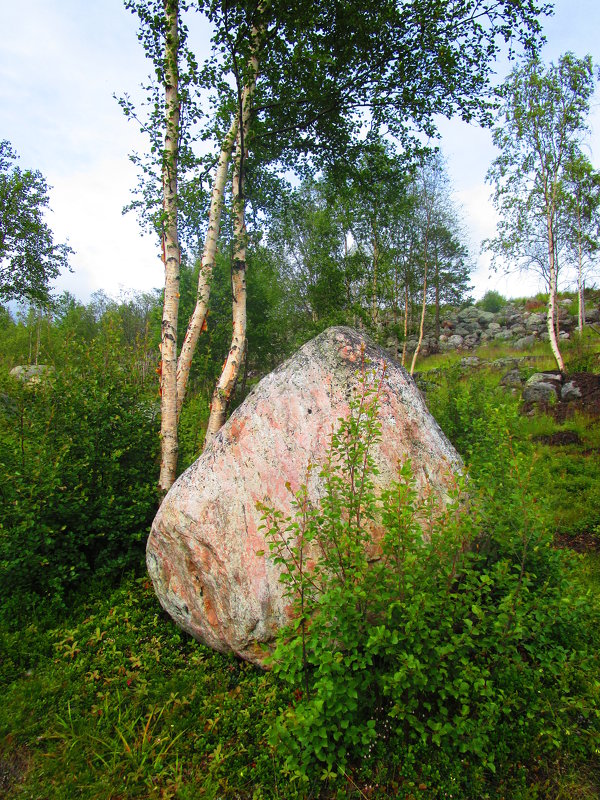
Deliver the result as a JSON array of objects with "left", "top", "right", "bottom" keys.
[
  {"left": 204, "top": 32, "right": 259, "bottom": 447},
  {"left": 158, "top": 0, "right": 181, "bottom": 494},
  {"left": 176, "top": 116, "right": 239, "bottom": 415}
]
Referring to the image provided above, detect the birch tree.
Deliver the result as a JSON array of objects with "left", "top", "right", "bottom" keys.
[
  {"left": 486, "top": 53, "right": 596, "bottom": 372},
  {"left": 563, "top": 153, "right": 600, "bottom": 331},
  {"left": 125, "top": 0, "right": 550, "bottom": 492},
  {"left": 0, "top": 141, "right": 72, "bottom": 304}
]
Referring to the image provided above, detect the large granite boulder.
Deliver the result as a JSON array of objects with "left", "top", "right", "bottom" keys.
[{"left": 147, "top": 327, "right": 462, "bottom": 666}]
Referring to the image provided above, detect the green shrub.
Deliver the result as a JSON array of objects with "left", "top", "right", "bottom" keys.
[
  {"left": 261, "top": 367, "right": 600, "bottom": 795},
  {"left": 0, "top": 321, "right": 159, "bottom": 619},
  {"left": 477, "top": 290, "right": 507, "bottom": 313}
]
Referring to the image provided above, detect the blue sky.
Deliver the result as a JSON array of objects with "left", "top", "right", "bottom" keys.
[{"left": 1, "top": 0, "right": 599, "bottom": 302}]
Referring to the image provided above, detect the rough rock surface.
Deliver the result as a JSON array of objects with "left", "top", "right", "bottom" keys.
[
  {"left": 9, "top": 365, "right": 53, "bottom": 384},
  {"left": 147, "top": 327, "right": 462, "bottom": 666}
]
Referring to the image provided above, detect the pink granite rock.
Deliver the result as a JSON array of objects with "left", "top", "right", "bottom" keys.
[{"left": 147, "top": 327, "right": 462, "bottom": 666}]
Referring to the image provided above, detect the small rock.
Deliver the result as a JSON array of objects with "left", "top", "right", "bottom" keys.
[
  {"left": 9, "top": 364, "right": 53, "bottom": 385},
  {"left": 561, "top": 381, "right": 582, "bottom": 401},
  {"left": 527, "top": 372, "right": 562, "bottom": 385},
  {"left": 500, "top": 369, "right": 524, "bottom": 387},
  {"left": 514, "top": 334, "right": 537, "bottom": 351},
  {"left": 522, "top": 382, "right": 559, "bottom": 403},
  {"left": 510, "top": 325, "right": 527, "bottom": 337},
  {"left": 526, "top": 313, "right": 545, "bottom": 329}
]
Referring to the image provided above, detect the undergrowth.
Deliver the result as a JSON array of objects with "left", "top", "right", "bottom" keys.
[
  {"left": 1, "top": 351, "right": 599, "bottom": 799},
  {"left": 259, "top": 364, "right": 600, "bottom": 797}
]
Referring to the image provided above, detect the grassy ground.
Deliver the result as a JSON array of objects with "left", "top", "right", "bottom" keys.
[{"left": 2, "top": 333, "right": 600, "bottom": 799}]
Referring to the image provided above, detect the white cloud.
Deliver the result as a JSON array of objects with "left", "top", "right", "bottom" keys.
[{"left": 48, "top": 156, "right": 162, "bottom": 301}]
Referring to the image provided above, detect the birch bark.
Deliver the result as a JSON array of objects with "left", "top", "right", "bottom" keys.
[
  {"left": 158, "top": 0, "right": 181, "bottom": 494},
  {"left": 410, "top": 248, "right": 428, "bottom": 376},
  {"left": 546, "top": 209, "right": 565, "bottom": 372},
  {"left": 176, "top": 117, "right": 239, "bottom": 416},
  {"left": 204, "top": 39, "right": 259, "bottom": 446}
]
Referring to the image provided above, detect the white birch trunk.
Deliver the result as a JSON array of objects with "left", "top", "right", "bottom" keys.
[
  {"left": 176, "top": 117, "right": 239, "bottom": 415},
  {"left": 371, "top": 221, "right": 379, "bottom": 326},
  {"left": 577, "top": 204, "right": 584, "bottom": 333},
  {"left": 204, "top": 40, "right": 258, "bottom": 447},
  {"left": 410, "top": 258, "right": 428, "bottom": 376},
  {"left": 401, "top": 282, "right": 409, "bottom": 367},
  {"left": 546, "top": 211, "right": 565, "bottom": 373},
  {"left": 158, "top": 0, "right": 181, "bottom": 495}
]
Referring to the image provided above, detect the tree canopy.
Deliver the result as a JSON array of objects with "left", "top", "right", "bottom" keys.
[
  {"left": 485, "top": 52, "right": 597, "bottom": 370},
  {"left": 0, "top": 141, "right": 72, "bottom": 304}
]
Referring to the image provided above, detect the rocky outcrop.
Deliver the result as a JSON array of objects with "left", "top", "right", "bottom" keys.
[
  {"left": 147, "top": 327, "right": 462, "bottom": 666},
  {"left": 400, "top": 300, "right": 599, "bottom": 358}
]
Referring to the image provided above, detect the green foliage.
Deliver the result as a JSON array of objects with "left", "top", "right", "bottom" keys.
[
  {"left": 0, "top": 141, "right": 73, "bottom": 303},
  {"left": 261, "top": 367, "right": 600, "bottom": 794},
  {"left": 477, "top": 290, "right": 508, "bottom": 313},
  {"left": 0, "top": 319, "right": 159, "bottom": 617},
  {"left": 428, "top": 364, "right": 600, "bottom": 545},
  {"left": 0, "top": 577, "right": 284, "bottom": 799}
]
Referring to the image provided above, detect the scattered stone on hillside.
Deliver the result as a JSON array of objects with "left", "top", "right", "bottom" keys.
[
  {"left": 523, "top": 382, "right": 559, "bottom": 404},
  {"left": 528, "top": 372, "right": 563, "bottom": 385},
  {"left": 514, "top": 334, "right": 537, "bottom": 351},
  {"left": 559, "top": 331, "right": 570, "bottom": 340},
  {"left": 510, "top": 324, "right": 527, "bottom": 336},
  {"left": 561, "top": 381, "right": 582, "bottom": 401},
  {"left": 446, "top": 334, "right": 464, "bottom": 348},
  {"left": 146, "top": 327, "right": 463, "bottom": 666},
  {"left": 487, "top": 322, "right": 501, "bottom": 332},
  {"left": 526, "top": 313, "right": 545, "bottom": 329},
  {"left": 460, "top": 356, "right": 480, "bottom": 368},
  {"left": 501, "top": 369, "right": 524, "bottom": 387},
  {"left": 522, "top": 372, "right": 562, "bottom": 404}
]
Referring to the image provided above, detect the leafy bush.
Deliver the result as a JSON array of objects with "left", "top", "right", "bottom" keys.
[
  {"left": 261, "top": 368, "right": 600, "bottom": 794},
  {"left": 0, "top": 320, "right": 159, "bottom": 618},
  {"left": 477, "top": 290, "right": 507, "bottom": 313}
]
